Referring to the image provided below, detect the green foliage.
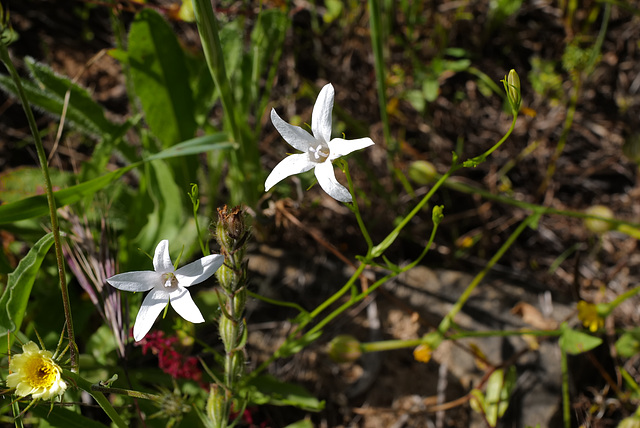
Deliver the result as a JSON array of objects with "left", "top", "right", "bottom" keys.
[
  {"left": 470, "top": 367, "right": 517, "bottom": 427},
  {"left": 31, "top": 405, "right": 110, "bottom": 428},
  {"left": 558, "top": 323, "right": 603, "bottom": 355},
  {"left": 0, "top": 232, "right": 54, "bottom": 354},
  {"left": 245, "top": 375, "right": 324, "bottom": 411},
  {"left": 0, "top": 134, "right": 231, "bottom": 225},
  {"left": 528, "top": 57, "right": 563, "bottom": 101},
  {"left": 616, "top": 328, "right": 640, "bottom": 358},
  {"left": 0, "top": 58, "right": 130, "bottom": 139},
  {"left": 127, "top": 9, "right": 197, "bottom": 148}
]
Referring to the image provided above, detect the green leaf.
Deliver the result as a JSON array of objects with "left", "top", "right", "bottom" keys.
[
  {"left": 284, "top": 421, "right": 314, "bottom": 428},
  {"left": 0, "top": 233, "right": 55, "bottom": 354},
  {"left": 0, "top": 62, "right": 126, "bottom": 139},
  {"left": 128, "top": 9, "right": 197, "bottom": 147},
  {"left": 615, "top": 327, "right": 640, "bottom": 358},
  {"left": 484, "top": 367, "right": 516, "bottom": 427},
  {"left": 31, "top": 403, "right": 110, "bottom": 428},
  {"left": 559, "top": 325, "right": 603, "bottom": 355},
  {"left": 25, "top": 57, "right": 127, "bottom": 138},
  {"left": 245, "top": 375, "right": 324, "bottom": 411},
  {"left": 0, "top": 165, "right": 135, "bottom": 224},
  {"left": 0, "top": 166, "right": 70, "bottom": 204},
  {"left": 0, "top": 133, "right": 231, "bottom": 224}
]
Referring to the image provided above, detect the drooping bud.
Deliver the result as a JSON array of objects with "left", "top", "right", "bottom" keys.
[
  {"left": 328, "top": 335, "right": 362, "bottom": 363},
  {"left": 584, "top": 205, "right": 614, "bottom": 234},
  {"left": 408, "top": 160, "right": 438, "bottom": 185}
]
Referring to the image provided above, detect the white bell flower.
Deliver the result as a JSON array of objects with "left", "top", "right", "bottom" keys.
[
  {"left": 106, "top": 240, "right": 224, "bottom": 341},
  {"left": 265, "top": 83, "right": 375, "bottom": 202}
]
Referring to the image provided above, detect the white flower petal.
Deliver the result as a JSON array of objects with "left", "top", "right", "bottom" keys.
[
  {"left": 153, "top": 240, "right": 173, "bottom": 273},
  {"left": 133, "top": 289, "right": 170, "bottom": 341},
  {"left": 314, "top": 160, "right": 352, "bottom": 202},
  {"left": 170, "top": 288, "right": 205, "bottom": 323},
  {"left": 106, "top": 271, "right": 159, "bottom": 292},
  {"left": 265, "top": 153, "right": 315, "bottom": 191},
  {"left": 175, "top": 254, "right": 225, "bottom": 288},
  {"left": 328, "top": 137, "right": 375, "bottom": 160},
  {"left": 312, "top": 83, "right": 334, "bottom": 143},
  {"left": 271, "top": 108, "right": 316, "bottom": 152}
]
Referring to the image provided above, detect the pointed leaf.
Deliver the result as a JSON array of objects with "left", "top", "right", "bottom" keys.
[
  {"left": 559, "top": 326, "right": 603, "bottom": 355},
  {"left": 25, "top": 57, "right": 127, "bottom": 138},
  {"left": 0, "top": 133, "right": 231, "bottom": 224},
  {"left": 128, "top": 9, "right": 196, "bottom": 147},
  {"left": 0, "top": 233, "right": 55, "bottom": 353}
]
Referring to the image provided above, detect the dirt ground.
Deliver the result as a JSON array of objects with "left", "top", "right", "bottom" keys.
[{"left": 2, "top": 0, "right": 640, "bottom": 427}]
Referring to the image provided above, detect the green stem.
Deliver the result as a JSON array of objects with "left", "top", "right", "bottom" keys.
[
  {"left": 367, "top": 0, "right": 393, "bottom": 154},
  {"left": 608, "top": 285, "right": 640, "bottom": 309},
  {"left": 192, "top": 0, "right": 257, "bottom": 205},
  {"left": 441, "top": 178, "right": 640, "bottom": 232},
  {"left": 63, "top": 371, "right": 128, "bottom": 428},
  {"left": 11, "top": 396, "right": 24, "bottom": 428},
  {"left": 344, "top": 162, "right": 373, "bottom": 251},
  {"left": 90, "top": 385, "right": 161, "bottom": 401},
  {"left": 0, "top": 42, "right": 77, "bottom": 371},
  {"left": 560, "top": 347, "right": 571, "bottom": 428},
  {"left": 439, "top": 213, "right": 538, "bottom": 332}
]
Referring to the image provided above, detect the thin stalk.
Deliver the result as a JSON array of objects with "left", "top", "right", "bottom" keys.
[
  {"left": 367, "top": 0, "right": 393, "bottom": 154},
  {"left": 439, "top": 213, "right": 538, "bottom": 332},
  {"left": 0, "top": 42, "right": 77, "bottom": 371},
  {"left": 63, "top": 370, "right": 128, "bottom": 428},
  {"left": 344, "top": 162, "right": 373, "bottom": 251},
  {"left": 560, "top": 347, "right": 571, "bottom": 428},
  {"left": 192, "top": 0, "right": 257, "bottom": 205}
]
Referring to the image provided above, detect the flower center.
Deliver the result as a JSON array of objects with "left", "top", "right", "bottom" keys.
[
  {"left": 25, "top": 356, "right": 58, "bottom": 388},
  {"left": 308, "top": 144, "right": 330, "bottom": 163},
  {"left": 161, "top": 272, "right": 179, "bottom": 289}
]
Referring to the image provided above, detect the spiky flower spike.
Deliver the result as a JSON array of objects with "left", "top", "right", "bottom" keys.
[{"left": 210, "top": 205, "right": 249, "bottom": 427}]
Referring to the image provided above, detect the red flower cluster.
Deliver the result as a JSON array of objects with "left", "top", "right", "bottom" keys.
[{"left": 136, "top": 331, "right": 202, "bottom": 382}]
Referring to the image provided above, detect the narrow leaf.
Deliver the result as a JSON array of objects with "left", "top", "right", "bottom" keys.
[
  {"left": 0, "top": 134, "right": 231, "bottom": 224},
  {"left": 0, "top": 233, "right": 55, "bottom": 353}
]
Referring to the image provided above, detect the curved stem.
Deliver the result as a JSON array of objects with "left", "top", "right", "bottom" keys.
[
  {"left": 63, "top": 370, "right": 128, "bottom": 428},
  {"left": 0, "top": 42, "right": 77, "bottom": 372}
]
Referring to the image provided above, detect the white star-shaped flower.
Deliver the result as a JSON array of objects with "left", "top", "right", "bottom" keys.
[
  {"left": 106, "top": 240, "right": 224, "bottom": 341},
  {"left": 265, "top": 83, "right": 375, "bottom": 202}
]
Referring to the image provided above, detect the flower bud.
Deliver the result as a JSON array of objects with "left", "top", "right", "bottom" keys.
[
  {"left": 504, "top": 69, "right": 521, "bottom": 113},
  {"left": 206, "top": 385, "right": 228, "bottom": 428},
  {"left": 328, "top": 335, "right": 362, "bottom": 363},
  {"left": 584, "top": 205, "right": 614, "bottom": 234},
  {"left": 408, "top": 160, "right": 438, "bottom": 185},
  {"left": 219, "top": 315, "right": 237, "bottom": 352},
  {"left": 413, "top": 344, "right": 432, "bottom": 363}
]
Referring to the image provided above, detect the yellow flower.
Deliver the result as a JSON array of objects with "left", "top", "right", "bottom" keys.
[
  {"left": 577, "top": 301, "right": 604, "bottom": 333},
  {"left": 413, "top": 344, "right": 432, "bottom": 363},
  {"left": 7, "top": 341, "right": 67, "bottom": 400}
]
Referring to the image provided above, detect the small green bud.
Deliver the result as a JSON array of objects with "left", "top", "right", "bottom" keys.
[
  {"left": 219, "top": 315, "right": 237, "bottom": 352},
  {"left": 229, "top": 351, "right": 245, "bottom": 381},
  {"left": 408, "top": 160, "right": 438, "bottom": 185},
  {"left": 584, "top": 205, "right": 614, "bottom": 234},
  {"left": 206, "top": 385, "right": 228, "bottom": 427},
  {"left": 328, "top": 335, "right": 362, "bottom": 363},
  {"left": 504, "top": 69, "right": 521, "bottom": 113}
]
